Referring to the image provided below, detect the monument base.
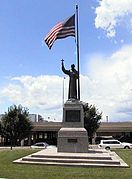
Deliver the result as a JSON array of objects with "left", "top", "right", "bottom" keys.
[
  {"left": 57, "top": 127, "right": 88, "bottom": 153},
  {"left": 57, "top": 100, "right": 88, "bottom": 153}
]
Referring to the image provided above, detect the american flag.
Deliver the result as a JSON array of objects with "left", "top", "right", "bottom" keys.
[{"left": 44, "top": 14, "right": 75, "bottom": 49}]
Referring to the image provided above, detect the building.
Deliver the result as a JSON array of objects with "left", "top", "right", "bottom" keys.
[
  {"left": 97, "top": 122, "right": 132, "bottom": 137},
  {"left": 29, "top": 114, "right": 37, "bottom": 122},
  {"left": 0, "top": 112, "right": 132, "bottom": 146},
  {"left": 27, "top": 121, "right": 132, "bottom": 145}
]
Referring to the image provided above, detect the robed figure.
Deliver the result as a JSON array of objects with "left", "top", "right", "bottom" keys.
[{"left": 61, "top": 60, "right": 78, "bottom": 100}]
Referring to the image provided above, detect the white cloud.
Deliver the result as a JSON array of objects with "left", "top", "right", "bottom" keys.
[
  {"left": 1, "top": 45, "right": 132, "bottom": 122},
  {"left": 95, "top": 0, "right": 132, "bottom": 38},
  {"left": 84, "top": 45, "right": 132, "bottom": 121},
  {"left": 1, "top": 75, "right": 64, "bottom": 121}
]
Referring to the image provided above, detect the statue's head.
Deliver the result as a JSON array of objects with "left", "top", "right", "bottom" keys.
[{"left": 71, "top": 64, "right": 75, "bottom": 70}]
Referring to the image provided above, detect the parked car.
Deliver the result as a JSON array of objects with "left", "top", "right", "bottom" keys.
[
  {"left": 118, "top": 136, "right": 132, "bottom": 143},
  {"left": 98, "top": 139, "right": 132, "bottom": 150},
  {"left": 31, "top": 142, "right": 48, "bottom": 149},
  {"left": 95, "top": 136, "right": 114, "bottom": 144},
  {"left": 46, "top": 145, "right": 57, "bottom": 149}
]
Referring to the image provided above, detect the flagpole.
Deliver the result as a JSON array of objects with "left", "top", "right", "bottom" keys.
[{"left": 76, "top": 4, "right": 80, "bottom": 100}]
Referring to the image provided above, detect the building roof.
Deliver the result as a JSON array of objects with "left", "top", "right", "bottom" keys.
[
  {"left": 32, "top": 122, "right": 62, "bottom": 131},
  {"left": 32, "top": 121, "right": 132, "bottom": 133},
  {"left": 97, "top": 122, "right": 132, "bottom": 132}
]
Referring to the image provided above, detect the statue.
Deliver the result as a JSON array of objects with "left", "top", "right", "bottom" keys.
[{"left": 61, "top": 59, "right": 78, "bottom": 100}]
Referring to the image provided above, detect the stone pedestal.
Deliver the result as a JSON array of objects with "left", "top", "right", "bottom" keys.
[{"left": 57, "top": 100, "right": 88, "bottom": 153}]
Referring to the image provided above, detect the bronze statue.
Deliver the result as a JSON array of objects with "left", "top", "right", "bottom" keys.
[{"left": 61, "top": 59, "right": 78, "bottom": 100}]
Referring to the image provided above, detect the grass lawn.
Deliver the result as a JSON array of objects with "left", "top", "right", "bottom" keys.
[{"left": 0, "top": 148, "right": 131, "bottom": 179}]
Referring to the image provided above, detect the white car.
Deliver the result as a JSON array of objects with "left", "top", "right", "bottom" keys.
[
  {"left": 99, "top": 139, "right": 132, "bottom": 150},
  {"left": 31, "top": 142, "right": 48, "bottom": 149}
]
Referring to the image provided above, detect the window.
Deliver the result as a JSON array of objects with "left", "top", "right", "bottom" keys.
[
  {"left": 35, "top": 143, "right": 44, "bottom": 147},
  {"left": 103, "top": 140, "right": 120, "bottom": 144},
  {"left": 112, "top": 141, "right": 120, "bottom": 144}
]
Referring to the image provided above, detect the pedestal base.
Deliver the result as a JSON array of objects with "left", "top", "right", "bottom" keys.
[{"left": 57, "top": 127, "right": 88, "bottom": 153}]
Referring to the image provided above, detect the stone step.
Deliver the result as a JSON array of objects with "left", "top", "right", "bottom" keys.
[
  {"left": 14, "top": 159, "right": 125, "bottom": 168},
  {"left": 22, "top": 156, "right": 120, "bottom": 165},
  {"left": 31, "top": 154, "right": 112, "bottom": 160},
  {"left": 13, "top": 148, "right": 129, "bottom": 168}
]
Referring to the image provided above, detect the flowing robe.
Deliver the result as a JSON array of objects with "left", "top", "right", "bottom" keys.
[{"left": 62, "top": 64, "right": 78, "bottom": 99}]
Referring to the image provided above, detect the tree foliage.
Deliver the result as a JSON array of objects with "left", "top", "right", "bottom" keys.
[
  {"left": 0, "top": 104, "right": 33, "bottom": 149},
  {"left": 83, "top": 103, "right": 102, "bottom": 139}
]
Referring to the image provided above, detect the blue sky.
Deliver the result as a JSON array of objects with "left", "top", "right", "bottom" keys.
[{"left": 0, "top": 0, "right": 132, "bottom": 122}]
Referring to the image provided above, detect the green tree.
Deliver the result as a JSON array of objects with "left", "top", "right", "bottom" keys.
[
  {"left": 83, "top": 103, "right": 102, "bottom": 144},
  {"left": 0, "top": 104, "right": 33, "bottom": 150}
]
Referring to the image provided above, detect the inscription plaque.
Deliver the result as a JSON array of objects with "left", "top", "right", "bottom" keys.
[
  {"left": 65, "top": 110, "right": 80, "bottom": 122},
  {"left": 68, "top": 138, "right": 77, "bottom": 143}
]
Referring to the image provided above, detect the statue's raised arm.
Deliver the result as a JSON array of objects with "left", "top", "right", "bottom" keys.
[
  {"left": 61, "top": 59, "right": 70, "bottom": 75},
  {"left": 61, "top": 59, "right": 78, "bottom": 100}
]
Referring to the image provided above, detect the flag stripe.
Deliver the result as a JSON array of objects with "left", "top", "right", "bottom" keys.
[
  {"left": 44, "top": 14, "right": 75, "bottom": 49},
  {"left": 57, "top": 33, "right": 75, "bottom": 39},
  {"left": 46, "top": 26, "right": 75, "bottom": 43},
  {"left": 45, "top": 23, "right": 63, "bottom": 41},
  {"left": 45, "top": 26, "right": 63, "bottom": 49},
  {"left": 45, "top": 25, "right": 63, "bottom": 47}
]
